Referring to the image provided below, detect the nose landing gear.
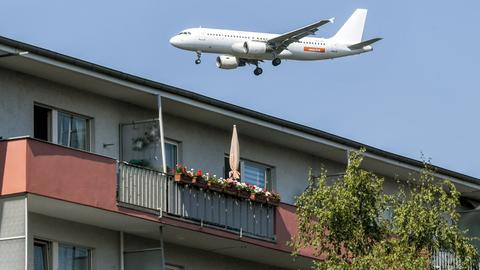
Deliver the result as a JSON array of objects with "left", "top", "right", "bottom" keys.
[{"left": 195, "top": 51, "right": 202, "bottom": 64}]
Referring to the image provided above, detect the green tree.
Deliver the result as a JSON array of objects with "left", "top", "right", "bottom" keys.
[{"left": 292, "top": 149, "right": 477, "bottom": 270}]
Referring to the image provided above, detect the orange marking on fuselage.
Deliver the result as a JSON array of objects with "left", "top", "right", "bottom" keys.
[{"left": 303, "top": 47, "right": 326, "bottom": 53}]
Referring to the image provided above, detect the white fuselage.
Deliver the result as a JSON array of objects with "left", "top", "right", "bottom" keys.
[{"left": 169, "top": 27, "right": 372, "bottom": 61}]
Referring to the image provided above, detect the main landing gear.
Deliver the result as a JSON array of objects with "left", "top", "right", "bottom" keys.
[
  {"left": 253, "top": 62, "right": 263, "bottom": 76},
  {"left": 272, "top": 58, "right": 281, "bottom": 66},
  {"left": 195, "top": 51, "right": 202, "bottom": 64}
]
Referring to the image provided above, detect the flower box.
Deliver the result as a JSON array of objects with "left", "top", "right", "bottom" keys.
[
  {"left": 193, "top": 177, "right": 208, "bottom": 189},
  {"left": 208, "top": 182, "right": 224, "bottom": 193},
  {"left": 175, "top": 173, "right": 193, "bottom": 185},
  {"left": 237, "top": 190, "right": 251, "bottom": 199},
  {"left": 267, "top": 197, "right": 280, "bottom": 206},
  {"left": 250, "top": 193, "right": 267, "bottom": 204},
  {"left": 223, "top": 185, "right": 237, "bottom": 196}
]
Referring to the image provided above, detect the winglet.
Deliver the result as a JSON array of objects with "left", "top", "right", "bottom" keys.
[{"left": 329, "top": 17, "right": 335, "bottom": 24}]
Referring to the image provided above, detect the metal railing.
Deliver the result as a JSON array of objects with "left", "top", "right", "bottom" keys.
[
  {"left": 431, "top": 250, "right": 479, "bottom": 270},
  {"left": 117, "top": 162, "right": 276, "bottom": 240},
  {"left": 117, "top": 162, "right": 167, "bottom": 214}
]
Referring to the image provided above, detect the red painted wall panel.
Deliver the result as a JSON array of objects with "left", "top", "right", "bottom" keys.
[
  {"left": 25, "top": 139, "right": 117, "bottom": 210},
  {"left": 0, "top": 139, "right": 27, "bottom": 195}
]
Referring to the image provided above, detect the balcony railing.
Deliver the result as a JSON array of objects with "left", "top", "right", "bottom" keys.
[
  {"left": 117, "top": 162, "right": 167, "bottom": 213},
  {"left": 117, "top": 162, "right": 276, "bottom": 240},
  {"left": 431, "top": 250, "right": 479, "bottom": 270}
]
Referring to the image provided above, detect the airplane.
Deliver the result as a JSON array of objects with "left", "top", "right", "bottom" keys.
[{"left": 169, "top": 9, "right": 381, "bottom": 76}]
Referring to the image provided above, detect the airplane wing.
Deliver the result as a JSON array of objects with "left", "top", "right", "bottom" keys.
[{"left": 267, "top": 18, "right": 334, "bottom": 53}]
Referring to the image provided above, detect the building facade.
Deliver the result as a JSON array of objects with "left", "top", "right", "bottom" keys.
[{"left": 0, "top": 36, "right": 479, "bottom": 270}]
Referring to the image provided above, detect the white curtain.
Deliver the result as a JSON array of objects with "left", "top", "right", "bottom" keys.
[
  {"left": 58, "top": 112, "right": 87, "bottom": 150},
  {"left": 58, "top": 244, "right": 89, "bottom": 270}
]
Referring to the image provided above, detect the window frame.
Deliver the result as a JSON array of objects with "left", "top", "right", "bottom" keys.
[
  {"left": 34, "top": 239, "right": 52, "bottom": 270},
  {"left": 240, "top": 159, "right": 273, "bottom": 190},
  {"left": 57, "top": 110, "right": 92, "bottom": 151},
  {"left": 164, "top": 138, "right": 180, "bottom": 172},
  {"left": 57, "top": 242, "right": 93, "bottom": 270},
  {"left": 224, "top": 155, "right": 274, "bottom": 190},
  {"left": 33, "top": 103, "right": 93, "bottom": 151}
]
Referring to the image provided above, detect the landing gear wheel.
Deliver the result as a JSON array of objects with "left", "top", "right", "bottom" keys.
[
  {"left": 253, "top": 67, "right": 263, "bottom": 76},
  {"left": 195, "top": 51, "right": 202, "bottom": 65},
  {"left": 272, "top": 58, "right": 281, "bottom": 66}
]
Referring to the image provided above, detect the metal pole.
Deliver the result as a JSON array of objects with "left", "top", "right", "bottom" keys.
[
  {"left": 24, "top": 196, "right": 28, "bottom": 270},
  {"left": 346, "top": 149, "right": 351, "bottom": 166},
  {"left": 120, "top": 231, "right": 124, "bottom": 270},
  {"left": 159, "top": 226, "right": 166, "bottom": 270},
  {"left": 157, "top": 95, "right": 167, "bottom": 174}
]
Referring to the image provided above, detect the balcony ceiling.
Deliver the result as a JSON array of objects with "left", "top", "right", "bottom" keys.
[{"left": 28, "top": 194, "right": 313, "bottom": 269}]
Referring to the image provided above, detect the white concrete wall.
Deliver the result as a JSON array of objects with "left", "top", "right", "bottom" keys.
[
  {"left": 28, "top": 213, "right": 120, "bottom": 270},
  {"left": 0, "top": 196, "right": 26, "bottom": 270},
  {"left": 0, "top": 67, "right": 154, "bottom": 159}
]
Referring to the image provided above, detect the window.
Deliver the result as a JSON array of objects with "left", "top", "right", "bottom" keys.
[
  {"left": 34, "top": 104, "right": 92, "bottom": 151},
  {"left": 58, "top": 244, "right": 91, "bottom": 270},
  {"left": 57, "top": 112, "right": 86, "bottom": 150},
  {"left": 224, "top": 157, "right": 272, "bottom": 189},
  {"left": 34, "top": 105, "right": 52, "bottom": 141},
  {"left": 164, "top": 140, "right": 178, "bottom": 172},
  {"left": 242, "top": 160, "right": 271, "bottom": 189},
  {"left": 58, "top": 111, "right": 90, "bottom": 151},
  {"left": 34, "top": 240, "right": 51, "bottom": 270}
]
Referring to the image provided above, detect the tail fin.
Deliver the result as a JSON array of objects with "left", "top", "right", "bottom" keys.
[{"left": 332, "top": 9, "right": 368, "bottom": 44}]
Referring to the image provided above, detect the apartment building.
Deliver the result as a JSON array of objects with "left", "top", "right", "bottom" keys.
[{"left": 0, "top": 36, "right": 479, "bottom": 270}]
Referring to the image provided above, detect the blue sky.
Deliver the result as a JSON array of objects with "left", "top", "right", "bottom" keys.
[{"left": 1, "top": 0, "right": 479, "bottom": 178}]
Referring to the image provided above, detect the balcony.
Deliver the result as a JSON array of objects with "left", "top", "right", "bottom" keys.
[
  {"left": 117, "top": 162, "right": 276, "bottom": 240},
  {"left": 0, "top": 137, "right": 316, "bottom": 268},
  {"left": 0, "top": 137, "right": 277, "bottom": 242}
]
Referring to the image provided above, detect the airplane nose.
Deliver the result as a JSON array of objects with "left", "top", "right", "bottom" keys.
[{"left": 169, "top": 36, "right": 180, "bottom": 47}]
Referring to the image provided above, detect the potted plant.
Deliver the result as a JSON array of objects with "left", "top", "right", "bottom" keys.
[
  {"left": 266, "top": 191, "right": 281, "bottom": 206},
  {"left": 207, "top": 175, "right": 224, "bottom": 192},
  {"left": 223, "top": 179, "right": 238, "bottom": 195},
  {"left": 193, "top": 170, "right": 208, "bottom": 189},
  {"left": 174, "top": 164, "right": 194, "bottom": 184},
  {"left": 236, "top": 182, "right": 254, "bottom": 199},
  {"left": 250, "top": 187, "right": 267, "bottom": 204}
]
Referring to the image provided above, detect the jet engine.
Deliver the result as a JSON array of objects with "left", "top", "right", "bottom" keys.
[
  {"left": 243, "top": 41, "right": 268, "bottom": 55},
  {"left": 216, "top": 55, "right": 240, "bottom": 69},
  {"left": 231, "top": 42, "right": 246, "bottom": 54}
]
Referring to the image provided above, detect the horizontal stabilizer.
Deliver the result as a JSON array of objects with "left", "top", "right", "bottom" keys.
[{"left": 348, "top": 38, "right": 382, "bottom": 50}]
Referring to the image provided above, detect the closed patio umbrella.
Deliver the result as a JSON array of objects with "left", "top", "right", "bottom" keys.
[{"left": 229, "top": 125, "right": 240, "bottom": 179}]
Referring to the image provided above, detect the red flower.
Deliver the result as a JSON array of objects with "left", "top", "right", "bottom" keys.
[{"left": 196, "top": 169, "right": 203, "bottom": 177}]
